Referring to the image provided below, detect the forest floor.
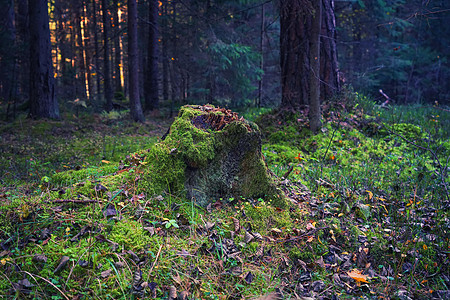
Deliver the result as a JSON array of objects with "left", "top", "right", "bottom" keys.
[{"left": 0, "top": 94, "right": 449, "bottom": 299}]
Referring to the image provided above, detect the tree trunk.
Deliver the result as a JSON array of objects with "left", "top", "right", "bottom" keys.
[
  {"left": 113, "top": 0, "right": 123, "bottom": 94},
  {"left": 144, "top": 0, "right": 160, "bottom": 111},
  {"left": 161, "top": 0, "right": 170, "bottom": 113},
  {"left": 309, "top": 0, "right": 322, "bottom": 133},
  {"left": 320, "top": 0, "right": 339, "bottom": 98},
  {"left": 128, "top": 0, "right": 145, "bottom": 122},
  {"left": 28, "top": 0, "right": 59, "bottom": 119},
  {"left": 170, "top": 0, "right": 180, "bottom": 104},
  {"left": 257, "top": 3, "right": 265, "bottom": 108},
  {"left": 82, "top": 2, "right": 92, "bottom": 100},
  {"left": 280, "top": 0, "right": 339, "bottom": 111},
  {"left": 75, "top": 3, "right": 87, "bottom": 100},
  {"left": 0, "top": 0, "right": 15, "bottom": 107},
  {"left": 102, "top": 0, "right": 113, "bottom": 111},
  {"left": 16, "top": 0, "right": 29, "bottom": 109},
  {"left": 280, "top": 0, "right": 312, "bottom": 110},
  {"left": 92, "top": 0, "right": 101, "bottom": 99}
]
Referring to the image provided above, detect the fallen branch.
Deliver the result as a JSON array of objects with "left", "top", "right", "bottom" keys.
[
  {"left": 276, "top": 227, "right": 328, "bottom": 244},
  {"left": 20, "top": 271, "right": 70, "bottom": 300},
  {"left": 148, "top": 244, "right": 163, "bottom": 276},
  {"left": 282, "top": 164, "right": 294, "bottom": 179},
  {"left": 51, "top": 199, "right": 98, "bottom": 204}
]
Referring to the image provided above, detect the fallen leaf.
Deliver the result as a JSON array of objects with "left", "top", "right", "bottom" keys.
[
  {"left": 33, "top": 255, "right": 47, "bottom": 263},
  {"left": 101, "top": 269, "right": 112, "bottom": 278},
  {"left": 169, "top": 285, "right": 177, "bottom": 299},
  {"left": 144, "top": 226, "right": 155, "bottom": 236},
  {"left": 270, "top": 228, "right": 282, "bottom": 236},
  {"left": 244, "top": 231, "right": 254, "bottom": 244},
  {"left": 17, "top": 278, "right": 34, "bottom": 288},
  {"left": 54, "top": 256, "right": 70, "bottom": 273},
  {"left": 232, "top": 217, "right": 241, "bottom": 233},
  {"left": 244, "top": 271, "right": 254, "bottom": 284},
  {"left": 347, "top": 269, "right": 369, "bottom": 286}
]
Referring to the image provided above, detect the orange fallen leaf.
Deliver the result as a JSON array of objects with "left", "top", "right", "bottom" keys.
[{"left": 347, "top": 269, "right": 369, "bottom": 286}]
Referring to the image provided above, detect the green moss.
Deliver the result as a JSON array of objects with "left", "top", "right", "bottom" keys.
[
  {"left": 242, "top": 201, "right": 292, "bottom": 233},
  {"left": 109, "top": 219, "right": 153, "bottom": 251},
  {"left": 164, "top": 106, "right": 216, "bottom": 168},
  {"left": 267, "top": 124, "right": 303, "bottom": 145},
  {"left": 137, "top": 143, "right": 186, "bottom": 197},
  {"left": 136, "top": 105, "right": 285, "bottom": 207},
  {"left": 51, "top": 164, "right": 119, "bottom": 187},
  {"left": 382, "top": 123, "right": 426, "bottom": 140},
  {"left": 31, "top": 121, "right": 53, "bottom": 135}
]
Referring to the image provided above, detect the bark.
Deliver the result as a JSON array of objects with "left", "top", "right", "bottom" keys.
[
  {"left": 74, "top": 3, "right": 87, "bottom": 99},
  {"left": 280, "top": 0, "right": 312, "bottom": 110},
  {"left": 320, "top": 0, "right": 339, "bottom": 98},
  {"left": 82, "top": 2, "right": 92, "bottom": 100},
  {"left": 144, "top": 0, "right": 160, "bottom": 111},
  {"left": 0, "top": 0, "right": 15, "bottom": 104},
  {"left": 16, "top": 0, "right": 29, "bottom": 108},
  {"left": 92, "top": 0, "right": 101, "bottom": 98},
  {"left": 128, "top": 0, "right": 145, "bottom": 122},
  {"left": 113, "top": 0, "right": 123, "bottom": 93},
  {"left": 280, "top": 0, "right": 339, "bottom": 111},
  {"left": 161, "top": 0, "right": 169, "bottom": 104},
  {"left": 28, "top": 0, "right": 59, "bottom": 119},
  {"left": 257, "top": 3, "right": 265, "bottom": 108},
  {"left": 102, "top": 0, "right": 113, "bottom": 111},
  {"left": 309, "top": 0, "right": 322, "bottom": 133},
  {"left": 170, "top": 0, "right": 180, "bottom": 104}
]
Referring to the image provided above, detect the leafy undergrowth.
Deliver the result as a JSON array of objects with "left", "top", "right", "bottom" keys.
[{"left": 0, "top": 97, "right": 449, "bottom": 299}]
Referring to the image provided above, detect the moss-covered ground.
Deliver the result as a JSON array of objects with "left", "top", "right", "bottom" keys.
[{"left": 0, "top": 95, "right": 448, "bottom": 299}]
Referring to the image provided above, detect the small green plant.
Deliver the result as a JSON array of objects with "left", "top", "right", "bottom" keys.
[{"left": 165, "top": 219, "right": 179, "bottom": 229}]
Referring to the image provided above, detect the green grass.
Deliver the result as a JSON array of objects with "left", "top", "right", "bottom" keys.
[{"left": 0, "top": 96, "right": 448, "bottom": 299}]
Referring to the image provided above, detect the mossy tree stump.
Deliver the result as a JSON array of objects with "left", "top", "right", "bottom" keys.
[{"left": 138, "top": 105, "right": 284, "bottom": 207}]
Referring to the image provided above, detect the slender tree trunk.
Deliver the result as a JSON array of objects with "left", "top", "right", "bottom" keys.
[
  {"left": 113, "top": 0, "right": 123, "bottom": 94},
  {"left": 170, "top": 0, "right": 179, "bottom": 104},
  {"left": 0, "top": 0, "right": 15, "bottom": 105},
  {"left": 128, "top": 0, "right": 145, "bottom": 122},
  {"left": 144, "top": 0, "right": 160, "bottom": 111},
  {"left": 92, "top": 0, "right": 101, "bottom": 99},
  {"left": 16, "top": 0, "right": 29, "bottom": 107},
  {"left": 82, "top": 2, "right": 92, "bottom": 100},
  {"left": 162, "top": 0, "right": 169, "bottom": 104},
  {"left": 28, "top": 0, "right": 59, "bottom": 119},
  {"left": 309, "top": 0, "right": 322, "bottom": 133},
  {"left": 75, "top": 3, "right": 87, "bottom": 99},
  {"left": 257, "top": 3, "right": 265, "bottom": 108},
  {"left": 102, "top": 0, "right": 113, "bottom": 111},
  {"left": 320, "top": 0, "right": 339, "bottom": 98}
]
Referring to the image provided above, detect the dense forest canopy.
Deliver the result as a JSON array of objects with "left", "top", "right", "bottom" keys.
[{"left": 0, "top": 0, "right": 448, "bottom": 121}]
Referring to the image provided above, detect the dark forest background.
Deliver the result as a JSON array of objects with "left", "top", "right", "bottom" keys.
[{"left": 0, "top": 0, "right": 449, "bottom": 121}]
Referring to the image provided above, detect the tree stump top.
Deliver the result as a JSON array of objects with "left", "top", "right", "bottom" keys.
[{"left": 140, "top": 105, "right": 285, "bottom": 207}]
